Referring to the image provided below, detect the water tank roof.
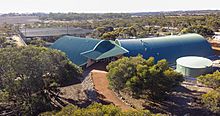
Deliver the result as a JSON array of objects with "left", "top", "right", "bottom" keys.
[{"left": 176, "top": 56, "right": 212, "bottom": 68}]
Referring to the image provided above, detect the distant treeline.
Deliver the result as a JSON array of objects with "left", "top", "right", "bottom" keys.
[
  {"left": 1, "top": 10, "right": 220, "bottom": 21},
  {"left": 131, "top": 10, "right": 220, "bottom": 16},
  {"left": 39, "top": 13, "right": 131, "bottom": 21},
  {"left": 0, "top": 13, "right": 131, "bottom": 21}
]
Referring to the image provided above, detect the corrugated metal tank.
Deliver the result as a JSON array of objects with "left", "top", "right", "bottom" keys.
[
  {"left": 176, "top": 56, "right": 213, "bottom": 77},
  {"left": 116, "top": 34, "right": 213, "bottom": 64}
]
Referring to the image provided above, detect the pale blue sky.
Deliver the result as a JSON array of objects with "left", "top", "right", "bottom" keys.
[{"left": 0, "top": 0, "right": 219, "bottom": 13}]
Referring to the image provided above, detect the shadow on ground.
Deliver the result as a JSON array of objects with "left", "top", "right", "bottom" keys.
[{"left": 143, "top": 85, "right": 214, "bottom": 116}]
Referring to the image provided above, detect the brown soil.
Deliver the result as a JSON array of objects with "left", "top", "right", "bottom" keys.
[
  {"left": 59, "top": 84, "right": 86, "bottom": 101},
  {"left": 91, "top": 70, "right": 133, "bottom": 111},
  {"left": 119, "top": 81, "right": 215, "bottom": 116}
]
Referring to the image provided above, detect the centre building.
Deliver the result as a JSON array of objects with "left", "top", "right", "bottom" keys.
[{"left": 51, "top": 34, "right": 213, "bottom": 67}]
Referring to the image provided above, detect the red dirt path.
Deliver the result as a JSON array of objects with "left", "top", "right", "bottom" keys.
[{"left": 91, "top": 70, "right": 133, "bottom": 111}]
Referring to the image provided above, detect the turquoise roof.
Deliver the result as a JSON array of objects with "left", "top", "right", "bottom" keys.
[
  {"left": 81, "top": 40, "right": 128, "bottom": 60},
  {"left": 51, "top": 34, "right": 213, "bottom": 67},
  {"left": 116, "top": 34, "right": 213, "bottom": 64},
  {"left": 51, "top": 36, "right": 128, "bottom": 66},
  {"left": 51, "top": 36, "right": 101, "bottom": 66}
]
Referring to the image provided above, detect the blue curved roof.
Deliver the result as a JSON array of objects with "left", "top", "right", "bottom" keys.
[{"left": 116, "top": 34, "right": 213, "bottom": 64}]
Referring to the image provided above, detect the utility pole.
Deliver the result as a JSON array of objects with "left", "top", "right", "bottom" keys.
[
  {"left": 66, "top": 24, "right": 69, "bottom": 35},
  {"left": 24, "top": 24, "right": 27, "bottom": 37}
]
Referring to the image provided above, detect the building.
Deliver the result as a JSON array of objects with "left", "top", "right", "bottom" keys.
[
  {"left": 209, "top": 32, "right": 220, "bottom": 48},
  {"left": 116, "top": 34, "right": 213, "bottom": 64},
  {"left": 176, "top": 56, "right": 213, "bottom": 77},
  {"left": 51, "top": 34, "right": 213, "bottom": 67},
  {"left": 19, "top": 27, "right": 93, "bottom": 43},
  {"left": 51, "top": 36, "right": 128, "bottom": 67}
]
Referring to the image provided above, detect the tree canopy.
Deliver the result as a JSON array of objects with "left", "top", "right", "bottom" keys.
[
  {"left": 201, "top": 89, "right": 220, "bottom": 114},
  {"left": 0, "top": 46, "right": 82, "bottom": 115},
  {"left": 107, "top": 56, "right": 183, "bottom": 100},
  {"left": 181, "top": 25, "right": 214, "bottom": 37},
  {"left": 29, "top": 39, "right": 47, "bottom": 47},
  {"left": 198, "top": 71, "right": 220, "bottom": 114},
  {"left": 198, "top": 70, "right": 220, "bottom": 89}
]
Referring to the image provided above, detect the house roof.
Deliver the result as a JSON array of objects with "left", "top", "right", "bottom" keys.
[
  {"left": 81, "top": 40, "right": 128, "bottom": 60},
  {"left": 51, "top": 36, "right": 128, "bottom": 66},
  {"left": 51, "top": 36, "right": 100, "bottom": 66}
]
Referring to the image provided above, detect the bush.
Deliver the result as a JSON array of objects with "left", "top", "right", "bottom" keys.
[
  {"left": 181, "top": 25, "right": 214, "bottom": 37},
  {"left": 198, "top": 71, "right": 220, "bottom": 89},
  {"left": 107, "top": 56, "right": 183, "bottom": 100},
  {"left": 198, "top": 71, "right": 220, "bottom": 113},
  {"left": 29, "top": 39, "right": 47, "bottom": 47},
  {"left": 40, "top": 103, "right": 155, "bottom": 116},
  {"left": 201, "top": 89, "right": 220, "bottom": 113}
]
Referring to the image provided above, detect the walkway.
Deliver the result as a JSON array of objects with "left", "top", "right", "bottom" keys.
[
  {"left": 12, "top": 35, "right": 27, "bottom": 47},
  {"left": 91, "top": 70, "right": 133, "bottom": 111}
]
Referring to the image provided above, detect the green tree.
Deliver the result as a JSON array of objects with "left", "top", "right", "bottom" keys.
[
  {"left": 29, "top": 39, "right": 47, "bottom": 47},
  {"left": 198, "top": 71, "right": 220, "bottom": 113},
  {"left": 181, "top": 25, "right": 214, "bottom": 37},
  {"left": 201, "top": 89, "right": 220, "bottom": 114},
  {"left": 107, "top": 56, "right": 183, "bottom": 100},
  {"left": 0, "top": 37, "right": 6, "bottom": 48},
  {"left": 100, "top": 31, "right": 118, "bottom": 40},
  {"left": 93, "top": 26, "right": 114, "bottom": 39},
  {"left": 198, "top": 70, "right": 220, "bottom": 89},
  {"left": 0, "top": 46, "right": 82, "bottom": 115}
]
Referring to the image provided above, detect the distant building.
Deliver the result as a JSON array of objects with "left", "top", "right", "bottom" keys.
[
  {"left": 19, "top": 27, "right": 93, "bottom": 42},
  {"left": 209, "top": 32, "right": 220, "bottom": 48},
  {"left": 213, "top": 32, "right": 220, "bottom": 40}
]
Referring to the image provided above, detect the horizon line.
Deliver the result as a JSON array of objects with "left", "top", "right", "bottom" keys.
[{"left": 1, "top": 9, "right": 220, "bottom": 14}]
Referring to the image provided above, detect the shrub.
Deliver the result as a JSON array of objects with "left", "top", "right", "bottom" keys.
[
  {"left": 40, "top": 103, "right": 156, "bottom": 116},
  {"left": 201, "top": 89, "right": 220, "bottom": 113},
  {"left": 107, "top": 56, "right": 183, "bottom": 100},
  {"left": 198, "top": 71, "right": 220, "bottom": 89}
]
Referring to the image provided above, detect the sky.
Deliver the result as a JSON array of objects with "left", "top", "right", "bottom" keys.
[{"left": 0, "top": 0, "right": 219, "bottom": 13}]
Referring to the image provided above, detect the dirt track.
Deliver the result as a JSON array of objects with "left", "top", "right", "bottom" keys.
[
  {"left": 91, "top": 70, "right": 133, "bottom": 111},
  {"left": 12, "top": 35, "right": 26, "bottom": 47}
]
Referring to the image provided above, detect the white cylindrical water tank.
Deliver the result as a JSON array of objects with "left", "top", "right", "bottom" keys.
[{"left": 176, "top": 56, "right": 213, "bottom": 77}]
